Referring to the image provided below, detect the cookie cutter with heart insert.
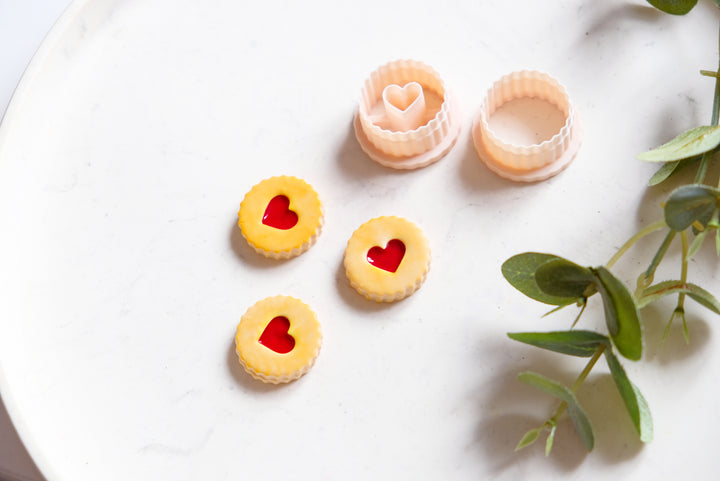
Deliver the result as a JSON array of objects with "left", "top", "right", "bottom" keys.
[{"left": 354, "top": 59, "right": 461, "bottom": 170}]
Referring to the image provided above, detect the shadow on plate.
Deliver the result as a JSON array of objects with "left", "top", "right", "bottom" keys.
[
  {"left": 471, "top": 340, "right": 645, "bottom": 474},
  {"left": 641, "top": 302, "right": 712, "bottom": 365},
  {"left": 333, "top": 120, "right": 406, "bottom": 182},
  {"left": 576, "top": 373, "right": 645, "bottom": 464},
  {"left": 226, "top": 338, "right": 286, "bottom": 394},
  {"left": 471, "top": 355, "right": 588, "bottom": 473},
  {"left": 228, "top": 217, "right": 301, "bottom": 270},
  {"left": 0, "top": 395, "right": 47, "bottom": 481},
  {"left": 333, "top": 257, "right": 405, "bottom": 315}
]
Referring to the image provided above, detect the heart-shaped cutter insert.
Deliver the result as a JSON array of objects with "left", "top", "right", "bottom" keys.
[{"left": 382, "top": 82, "right": 426, "bottom": 132}]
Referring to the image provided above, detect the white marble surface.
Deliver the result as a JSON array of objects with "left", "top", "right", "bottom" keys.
[
  {"left": 0, "top": 3, "right": 70, "bottom": 480},
  {"left": 0, "top": 1, "right": 719, "bottom": 480}
]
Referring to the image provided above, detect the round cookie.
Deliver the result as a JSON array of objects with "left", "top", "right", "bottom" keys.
[
  {"left": 238, "top": 176, "right": 324, "bottom": 259},
  {"left": 344, "top": 216, "right": 431, "bottom": 302},
  {"left": 235, "top": 296, "right": 322, "bottom": 384}
]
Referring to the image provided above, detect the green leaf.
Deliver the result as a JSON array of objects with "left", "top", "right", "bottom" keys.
[
  {"left": 646, "top": 0, "right": 698, "bottom": 15},
  {"left": 664, "top": 185, "right": 719, "bottom": 231},
  {"left": 647, "top": 156, "right": 697, "bottom": 186},
  {"left": 605, "top": 351, "right": 653, "bottom": 443},
  {"left": 518, "top": 372, "right": 595, "bottom": 452},
  {"left": 515, "top": 428, "right": 541, "bottom": 451},
  {"left": 637, "top": 280, "right": 720, "bottom": 315},
  {"left": 662, "top": 307, "right": 689, "bottom": 344},
  {"left": 686, "top": 284, "right": 720, "bottom": 314},
  {"left": 637, "top": 280, "right": 686, "bottom": 307},
  {"left": 534, "top": 258, "right": 596, "bottom": 299},
  {"left": 545, "top": 424, "right": 557, "bottom": 457},
  {"left": 637, "top": 125, "right": 720, "bottom": 161},
  {"left": 648, "top": 161, "right": 681, "bottom": 186},
  {"left": 591, "top": 267, "right": 643, "bottom": 361},
  {"left": 508, "top": 330, "right": 609, "bottom": 357},
  {"left": 687, "top": 229, "right": 708, "bottom": 259},
  {"left": 502, "top": 253, "right": 579, "bottom": 306}
]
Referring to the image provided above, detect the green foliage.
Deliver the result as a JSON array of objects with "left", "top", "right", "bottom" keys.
[
  {"left": 638, "top": 126, "right": 720, "bottom": 161},
  {"left": 664, "top": 184, "right": 719, "bottom": 231},
  {"left": 591, "top": 266, "right": 644, "bottom": 361},
  {"left": 648, "top": 160, "right": 681, "bottom": 186},
  {"left": 648, "top": 156, "right": 697, "bottom": 186},
  {"left": 605, "top": 351, "right": 654, "bottom": 442},
  {"left": 638, "top": 280, "right": 720, "bottom": 314},
  {"left": 545, "top": 424, "right": 557, "bottom": 456},
  {"left": 534, "top": 259, "right": 595, "bottom": 299},
  {"left": 515, "top": 428, "right": 541, "bottom": 451},
  {"left": 501, "top": 253, "right": 579, "bottom": 306},
  {"left": 688, "top": 228, "right": 709, "bottom": 258},
  {"left": 518, "top": 372, "right": 595, "bottom": 452},
  {"left": 508, "top": 330, "right": 609, "bottom": 357},
  {"left": 646, "top": 0, "right": 698, "bottom": 16},
  {"left": 502, "top": 5, "right": 720, "bottom": 457}
]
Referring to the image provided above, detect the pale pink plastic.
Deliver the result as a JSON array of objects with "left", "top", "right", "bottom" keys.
[
  {"left": 354, "top": 59, "right": 461, "bottom": 170},
  {"left": 382, "top": 82, "right": 426, "bottom": 132},
  {"left": 472, "top": 70, "right": 582, "bottom": 182}
]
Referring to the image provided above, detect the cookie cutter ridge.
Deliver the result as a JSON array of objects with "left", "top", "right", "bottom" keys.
[
  {"left": 354, "top": 59, "right": 461, "bottom": 170},
  {"left": 472, "top": 70, "right": 582, "bottom": 182}
]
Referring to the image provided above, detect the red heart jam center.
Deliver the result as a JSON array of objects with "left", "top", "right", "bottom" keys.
[
  {"left": 258, "top": 316, "right": 295, "bottom": 354},
  {"left": 262, "top": 195, "right": 298, "bottom": 230},
  {"left": 367, "top": 239, "right": 406, "bottom": 273}
]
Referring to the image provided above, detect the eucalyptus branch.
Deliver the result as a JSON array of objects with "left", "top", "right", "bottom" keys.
[
  {"left": 501, "top": 1, "right": 720, "bottom": 456},
  {"left": 637, "top": 230, "right": 676, "bottom": 293},
  {"left": 663, "top": 231, "right": 691, "bottom": 343},
  {"left": 606, "top": 219, "right": 666, "bottom": 268},
  {"left": 697, "top": 12, "right": 720, "bottom": 183},
  {"left": 546, "top": 345, "right": 606, "bottom": 424}
]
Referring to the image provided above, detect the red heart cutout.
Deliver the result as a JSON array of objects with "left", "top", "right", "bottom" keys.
[
  {"left": 258, "top": 316, "right": 295, "bottom": 354},
  {"left": 367, "top": 239, "right": 406, "bottom": 273},
  {"left": 262, "top": 195, "right": 298, "bottom": 230}
]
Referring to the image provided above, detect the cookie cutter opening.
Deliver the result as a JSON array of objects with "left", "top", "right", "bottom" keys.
[
  {"left": 354, "top": 59, "right": 461, "bottom": 170},
  {"left": 472, "top": 70, "right": 582, "bottom": 182}
]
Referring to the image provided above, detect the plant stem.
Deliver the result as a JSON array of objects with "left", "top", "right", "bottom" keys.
[
  {"left": 680, "top": 230, "right": 689, "bottom": 286},
  {"left": 679, "top": 231, "right": 689, "bottom": 342},
  {"left": 639, "top": 230, "right": 676, "bottom": 290},
  {"left": 698, "top": 19, "right": 720, "bottom": 184},
  {"left": 571, "top": 301, "right": 587, "bottom": 328},
  {"left": 712, "top": 20, "right": 720, "bottom": 127},
  {"left": 545, "top": 345, "right": 607, "bottom": 426},
  {"left": 695, "top": 151, "right": 712, "bottom": 184},
  {"left": 606, "top": 219, "right": 666, "bottom": 269}
]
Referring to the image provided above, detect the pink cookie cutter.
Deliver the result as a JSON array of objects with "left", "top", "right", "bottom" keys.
[
  {"left": 472, "top": 70, "right": 582, "bottom": 182},
  {"left": 354, "top": 59, "right": 461, "bottom": 170}
]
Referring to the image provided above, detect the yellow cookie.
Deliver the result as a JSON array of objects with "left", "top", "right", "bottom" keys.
[
  {"left": 235, "top": 296, "right": 322, "bottom": 384},
  {"left": 238, "top": 176, "right": 324, "bottom": 259},
  {"left": 344, "top": 216, "right": 431, "bottom": 302}
]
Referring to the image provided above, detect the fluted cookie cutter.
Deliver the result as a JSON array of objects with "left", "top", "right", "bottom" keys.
[
  {"left": 354, "top": 59, "right": 461, "bottom": 170},
  {"left": 472, "top": 70, "right": 582, "bottom": 182}
]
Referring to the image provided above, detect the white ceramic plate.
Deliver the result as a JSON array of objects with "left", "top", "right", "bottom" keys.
[{"left": 1, "top": 1, "right": 719, "bottom": 480}]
